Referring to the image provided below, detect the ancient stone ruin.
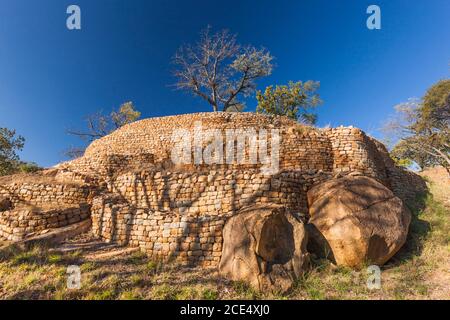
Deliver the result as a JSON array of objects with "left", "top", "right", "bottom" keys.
[{"left": 0, "top": 112, "right": 426, "bottom": 292}]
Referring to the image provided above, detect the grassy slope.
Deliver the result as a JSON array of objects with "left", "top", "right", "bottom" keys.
[{"left": 0, "top": 169, "right": 448, "bottom": 300}]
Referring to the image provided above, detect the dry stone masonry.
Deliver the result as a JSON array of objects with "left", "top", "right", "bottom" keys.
[
  {"left": 0, "top": 182, "right": 90, "bottom": 207},
  {"left": 0, "top": 205, "right": 90, "bottom": 241},
  {"left": 0, "top": 178, "right": 92, "bottom": 241},
  {"left": 0, "top": 112, "right": 427, "bottom": 290}
]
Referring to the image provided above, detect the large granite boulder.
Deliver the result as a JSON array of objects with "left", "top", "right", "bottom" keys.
[
  {"left": 307, "top": 175, "right": 411, "bottom": 268},
  {"left": 219, "top": 204, "right": 309, "bottom": 293}
]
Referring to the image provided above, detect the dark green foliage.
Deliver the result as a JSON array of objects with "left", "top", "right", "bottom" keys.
[
  {"left": 256, "top": 81, "right": 322, "bottom": 125},
  {"left": 0, "top": 127, "right": 25, "bottom": 176},
  {"left": 386, "top": 79, "right": 450, "bottom": 174}
]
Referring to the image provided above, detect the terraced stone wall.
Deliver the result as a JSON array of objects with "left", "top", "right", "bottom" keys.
[{"left": 0, "top": 204, "right": 90, "bottom": 241}]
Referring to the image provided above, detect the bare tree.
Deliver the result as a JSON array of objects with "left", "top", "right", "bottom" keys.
[
  {"left": 63, "top": 146, "right": 86, "bottom": 159},
  {"left": 67, "top": 102, "right": 140, "bottom": 143},
  {"left": 173, "top": 26, "right": 274, "bottom": 112},
  {"left": 67, "top": 111, "right": 111, "bottom": 142},
  {"left": 65, "top": 102, "right": 141, "bottom": 159}
]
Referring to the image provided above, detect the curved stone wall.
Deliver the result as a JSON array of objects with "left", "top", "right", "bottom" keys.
[
  {"left": 60, "top": 113, "right": 390, "bottom": 184},
  {"left": 0, "top": 112, "right": 427, "bottom": 264}
]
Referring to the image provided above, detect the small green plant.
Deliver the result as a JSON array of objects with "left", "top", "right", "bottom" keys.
[
  {"left": 151, "top": 284, "right": 177, "bottom": 300},
  {"left": 80, "top": 261, "right": 97, "bottom": 272},
  {"left": 146, "top": 260, "right": 159, "bottom": 272},
  {"left": 127, "top": 251, "right": 147, "bottom": 265},
  {"left": 119, "top": 290, "right": 143, "bottom": 300},
  {"left": 48, "top": 254, "right": 62, "bottom": 264},
  {"left": 129, "top": 274, "right": 145, "bottom": 286},
  {"left": 11, "top": 246, "right": 46, "bottom": 265},
  {"left": 296, "top": 273, "right": 326, "bottom": 300},
  {"left": 174, "top": 287, "right": 199, "bottom": 300},
  {"left": 18, "top": 162, "right": 41, "bottom": 173},
  {"left": 232, "top": 281, "right": 260, "bottom": 299},
  {"left": 88, "top": 289, "right": 116, "bottom": 300},
  {"left": 202, "top": 288, "right": 218, "bottom": 300}
]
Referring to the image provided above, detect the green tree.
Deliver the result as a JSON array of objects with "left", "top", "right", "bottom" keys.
[
  {"left": 66, "top": 101, "right": 141, "bottom": 158},
  {"left": 16, "top": 161, "right": 41, "bottom": 173},
  {"left": 256, "top": 81, "right": 322, "bottom": 125},
  {"left": 0, "top": 128, "right": 25, "bottom": 176},
  {"left": 111, "top": 102, "right": 141, "bottom": 129},
  {"left": 173, "top": 26, "right": 274, "bottom": 112},
  {"left": 385, "top": 79, "right": 450, "bottom": 175}
]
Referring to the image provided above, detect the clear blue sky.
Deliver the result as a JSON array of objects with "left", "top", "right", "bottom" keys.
[{"left": 0, "top": 0, "right": 449, "bottom": 167}]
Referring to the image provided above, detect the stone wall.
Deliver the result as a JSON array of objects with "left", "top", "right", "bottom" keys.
[
  {"left": 387, "top": 167, "right": 428, "bottom": 205},
  {"left": 0, "top": 180, "right": 92, "bottom": 241},
  {"left": 326, "top": 127, "right": 389, "bottom": 181},
  {"left": 0, "top": 112, "right": 427, "bottom": 264},
  {"left": 0, "top": 204, "right": 90, "bottom": 241},
  {"left": 91, "top": 168, "right": 333, "bottom": 265},
  {"left": 58, "top": 113, "right": 389, "bottom": 183},
  {"left": 91, "top": 193, "right": 224, "bottom": 266},
  {"left": 0, "top": 182, "right": 91, "bottom": 208},
  {"left": 368, "top": 138, "right": 428, "bottom": 204},
  {"left": 109, "top": 169, "right": 333, "bottom": 217}
]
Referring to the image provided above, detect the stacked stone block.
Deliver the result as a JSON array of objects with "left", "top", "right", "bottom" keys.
[
  {"left": 0, "top": 112, "right": 426, "bottom": 264},
  {"left": 0, "top": 181, "right": 92, "bottom": 241},
  {"left": 0, "top": 204, "right": 90, "bottom": 241},
  {"left": 91, "top": 193, "right": 225, "bottom": 266},
  {"left": 0, "top": 182, "right": 90, "bottom": 208}
]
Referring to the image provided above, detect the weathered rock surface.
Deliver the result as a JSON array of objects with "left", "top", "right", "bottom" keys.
[
  {"left": 0, "top": 197, "right": 12, "bottom": 211},
  {"left": 219, "top": 204, "right": 309, "bottom": 293},
  {"left": 307, "top": 175, "right": 411, "bottom": 268}
]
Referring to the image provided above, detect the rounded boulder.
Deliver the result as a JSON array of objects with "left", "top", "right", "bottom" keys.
[
  {"left": 307, "top": 175, "right": 411, "bottom": 268},
  {"left": 219, "top": 204, "right": 309, "bottom": 293}
]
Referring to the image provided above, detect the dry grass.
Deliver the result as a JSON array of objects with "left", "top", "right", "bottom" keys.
[
  {"left": 0, "top": 242, "right": 246, "bottom": 300},
  {"left": 285, "top": 168, "right": 449, "bottom": 300},
  {"left": 421, "top": 166, "right": 450, "bottom": 207},
  {"left": 0, "top": 168, "right": 448, "bottom": 300},
  {"left": 288, "top": 123, "right": 318, "bottom": 136}
]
